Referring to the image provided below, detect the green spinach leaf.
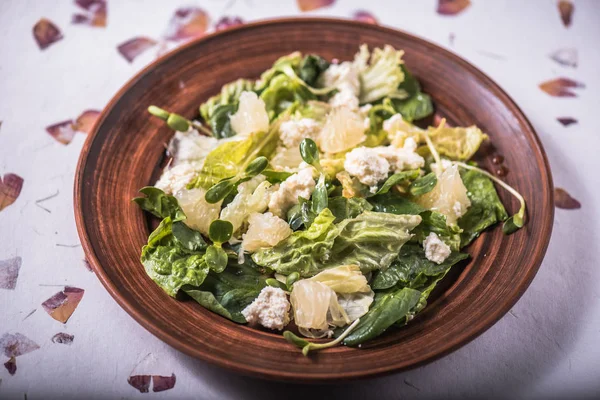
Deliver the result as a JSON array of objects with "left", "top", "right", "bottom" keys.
[
  {"left": 369, "top": 192, "right": 425, "bottom": 215},
  {"left": 133, "top": 187, "right": 185, "bottom": 221},
  {"left": 298, "top": 54, "right": 330, "bottom": 87},
  {"left": 389, "top": 66, "right": 434, "bottom": 122},
  {"left": 458, "top": 169, "right": 508, "bottom": 247}
]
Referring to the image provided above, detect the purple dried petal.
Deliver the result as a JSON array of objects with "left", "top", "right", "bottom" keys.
[
  {"left": 163, "top": 7, "right": 209, "bottom": 42},
  {"left": 539, "top": 77, "right": 585, "bottom": 97},
  {"left": 117, "top": 37, "right": 158, "bottom": 63},
  {"left": 128, "top": 375, "right": 151, "bottom": 393},
  {"left": 33, "top": 18, "right": 63, "bottom": 50},
  {"left": 215, "top": 17, "right": 244, "bottom": 32},
  {"left": 42, "top": 286, "right": 85, "bottom": 323},
  {"left": 437, "top": 0, "right": 471, "bottom": 15},
  {"left": 558, "top": 1, "right": 574, "bottom": 27},
  {"left": 555, "top": 188, "right": 581, "bottom": 209},
  {"left": 0, "top": 173, "right": 24, "bottom": 212},
  {"left": 297, "top": 0, "right": 335, "bottom": 12},
  {"left": 152, "top": 374, "right": 176, "bottom": 392},
  {"left": 0, "top": 257, "right": 22, "bottom": 290},
  {"left": 73, "top": 110, "right": 101, "bottom": 134},
  {"left": 4, "top": 357, "right": 16, "bottom": 375},
  {"left": 0, "top": 333, "right": 40, "bottom": 358},
  {"left": 46, "top": 120, "right": 76, "bottom": 145},
  {"left": 83, "top": 258, "right": 93, "bottom": 272},
  {"left": 557, "top": 117, "right": 577, "bottom": 126},
  {"left": 51, "top": 333, "right": 74, "bottom": 345},
  {"left": 73, "top": 0, "right": 107, "bottom": 27},
  {"left": 352, "top": 10, "right": 378, "bottom": 24}
]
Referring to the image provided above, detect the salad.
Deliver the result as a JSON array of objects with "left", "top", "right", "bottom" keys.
[{"left": 134, "top": 45, "right": 526, "bottom": 354}]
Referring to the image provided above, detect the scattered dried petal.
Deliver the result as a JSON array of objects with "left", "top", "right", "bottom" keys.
[
  {"left": 215, "top": 16, "right": 244, "bottom": 32},
  {"left": 557, "top": 117, "right": 577, "bottom": 126},
  {"left": 163, "top": 7, "right": 209, "bottom": 41},
  {"left": 72, "top": 0, "right": 107, "bottom": 27},
  {"left": 73, "top": 110, "right": 101, "bottom": 134},
  {"left": 558, "top": 1, "right": 574, "bottom": 27},
  {"left": 117, "top": 37, "right": 158, "bottom": 63},
  {"left": 4, "top": 357, "right": 16, "bottom": 375},
  {"left": 0, "top": 257, "right": 22, "bottom": 290},
  {"left": 42, "top": 286, "right": 85, "bottom": 323},
  {"left": 297, "top": 0, "right": 336, "bottom": 12},
  {"left": 549, "top": 48, "right": 578, "bottom": 68},
  {"left": 152, "top": 374, "right": 176, "bottom": 392},
  {"left": 539, "top": 77, "right": 585, "bottom": 97},
  {"left": 449, "top": 32, "right": 456, "bottom": 46},
  {"left": 51, "top": 333, "right": 74, "bottom": 345},
  {"left": 437, "top": 0, "right": 471, "bottom": 15},
  {"left": 555, "top": 188, "right": 581, "bottom": 209},
  {"left": 46, "top": 120, "right": 76, "bottom": 144},
  {"left": 33, "top": 18, "right": 63, "bottom": 50},
  {"left": 83, "top": 258, "right": 93, "bottom": 272},
  {"left": 0, "top": 333, "right": 40, "bottom": 358},
  {"left": 352, "top": 10, "right": 378, "bottom": 24},
  {"left": 128, "top": 375, "right": 151, "bottom": 393},
  {"left": 0, "top": 174, "right": 24, "bottom": 212}
]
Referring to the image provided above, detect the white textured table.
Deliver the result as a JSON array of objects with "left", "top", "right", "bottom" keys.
[{"left": 1, "top": 0, "right": 599, "bottom": 398}]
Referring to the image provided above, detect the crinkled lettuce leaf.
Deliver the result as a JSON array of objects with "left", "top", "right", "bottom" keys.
[
  {"left": 260, "top": 74, "right": 317, "bottom": 120},
  {"left": 183, "top": 253, "right": 269, "bottom": 323},
  {"left": 357, "top": 45, "right": 408, "bottom": 104},
  {"left": 458, "top": 169, "right": 508, "bottom": 247},
  {"left": 427, "top": 125, "right": 488, "bottom": 161},
  {"left": 188, "top": 123, "right": 280, "bottom": 189},
  {"left": 252, "top": 209, "right": 422, "bottom": 277},
  {"left": 141, "top": 217, "right": 209, "bottom": 297}
]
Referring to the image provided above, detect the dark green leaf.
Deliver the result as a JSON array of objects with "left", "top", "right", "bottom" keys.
[
  {"left": 412, "top": 211, "right": 462, "bottom": 251},
  {"left": 208, "top": 104, "right": 237, "bottom": 139},
  {"left": 377, "top": 170, "right": 420, "bottom": 195},
  {"left": 397, "top": 65, "right": 421, "bottom": 97},
  {"left": 298, "top": 54, "right": 330, "bottom": 86},
  {"left": 209, "top": 220, "right": 234, "bottom": 244},
  {"left": 260, "top": 74, "right": 316, "bottom": 119},
  {"left": 311, "top": 175, "right": 328, "bottom": 215},
  {"left": 458, "top": 169, "right": 508, "bottom": 247},
  {"left": 133, "top": 186, "right": 185, "bottom": 221},
  {"left": 502, "top": 216, "right": 521, "bottom": 235},
  {"left": 343, "top": 287, "right": 421, "bottom": 346},
  {"left": 369, "top": 192, "right": 425, "bottom": 215},
  {"left": 183, "top": 259, "right": 269, "bottom": 323},
  {"left": 409, "top": 172, "right": 437, "bottom": 196},
  {"left": 299, "top": 138, "right": 320, "bottom": 167},
  {"left": 328, "top": 196, "right": 373, "bottom": 223},
  {"left": 262, "top": 169, "right": 293, "bottom": 184},
  {"left": 371, "top": 243, "right": 469, "bottom": 290},
  {"left": 172, "top": 221, "right": 207, "bottom": 251},
  {"left": 205, "top": 179, "right": 236, "bottom": 204},
  {"left": 266, "top": 278, "right": 288, "bottom": 290},
  {"left": 245, "top": 156, "right": 269, "bottom": 177},
  {"left": 391, "top": 93, "right": 434, "bottom": 122}
]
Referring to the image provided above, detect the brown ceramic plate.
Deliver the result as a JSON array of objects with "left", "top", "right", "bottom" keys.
[{"left": 74, "top": 18, "right": 553, "bottom": 382}]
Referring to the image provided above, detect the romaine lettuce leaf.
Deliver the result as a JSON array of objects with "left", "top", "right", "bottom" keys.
[
  {"left": 260, "top": 74, "right": 317, "bottom": 120},
  {"left": 188, "top": 123, "right": 280, "bottom": 189},
  {"left": 357, "top": 45, "right": 408, "bottom": 104},
  {"left": 427, "top": 125, "right": 488, "bottom": 161},
  {"left": 252, "top": 209, "right": 422, "bottom": 277},
  {"left": 458, "top": 169, "right": 508, "bottom": 247},
  {"left": 141, "top": 217, "right": 209, "bottom": 297}
]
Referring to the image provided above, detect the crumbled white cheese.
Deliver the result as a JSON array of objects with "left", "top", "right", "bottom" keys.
[
  {"left": 279, "top": 118, "right": 321, "bottom": 148},
  {"left": 383, "top": 114, "right": 405, "bottom": 133},
  {"left": 343, "top": 147, "right": 390, "bottom": 187},
  {"left": 453, "top": 200, "right": 466, "bottom": 219},
  {"left": 423, "top": 232, "right": 451, "bottom": 264},
  {"left": 167, "top": 129, "right": 219, "bottom": 165},
  {"left": 241, "top": 286, "right": 291, "bottom": 330},
  {"left": 321, "top": 61, "right": 360, "bottom": 96},
  {"left": 268, "top": 166, "right": 316, "bottom": 218},
  {"left": 328, "top": 89, "right": 359, "bottom": 110},
  {"left": 155, "top": 162, "right": 199, "bottom": 195},
  {"left": 241, "top": 212, "right": 292, "bottom": 252},
  {"left": 374, "top": 139, "right": 425, "bottom": 171},
  {"left": 359, "top": 104, "right": 373, "bottom": 116}
]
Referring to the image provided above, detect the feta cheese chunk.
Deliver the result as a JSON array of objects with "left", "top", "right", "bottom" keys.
[
  {"left": 343, "top": 147, "right": 390, "bottom": 187},
  {"left": 321, "top": 61, "right": 360, "bottom": 97},
  {"left": 423, "top": 232, "right": 451, "bottom": 264},
  {"left": 241, "top": 212, "right": 292, "bottom": 252},
  {"left": 329, "top": 89, "right": 359, "bottom": 110},
  {"left": 167, "top": 129, "right": 219, "bottom": 165},
  {"left": 268, "top": 167, "right": 316, "bottom": 218},
  {"left": 375, "top": 139, "right": 425, "bottom": 171},
  {"left": 155, "top": 163, "right": 199, "bottom": 195},
  {"left": 241, "top": 286, "right": 291, "bottom": 330},
  {"left": 279, "top": 118, "right": 321, "bottom": 148}
]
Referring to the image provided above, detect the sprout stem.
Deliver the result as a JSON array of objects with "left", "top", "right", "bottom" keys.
[{"left": 424, "top": 119, "right": 445, "bottom": 176}]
